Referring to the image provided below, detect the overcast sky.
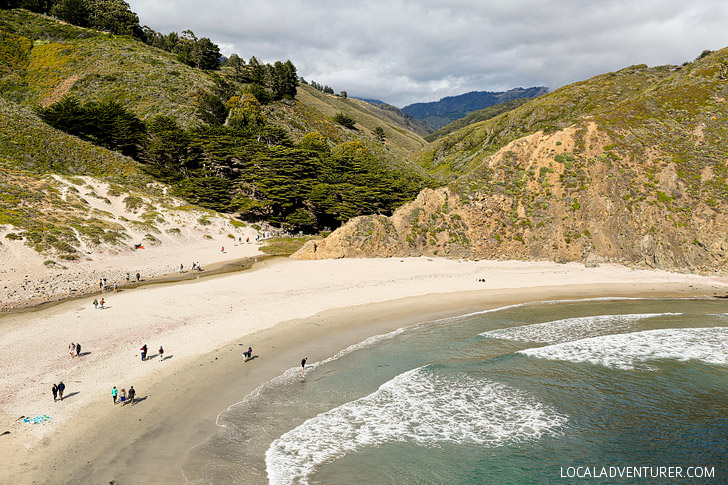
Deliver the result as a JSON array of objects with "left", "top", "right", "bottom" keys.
[{"left": 127, "top": 0, "right": 728, "bottom": 107}]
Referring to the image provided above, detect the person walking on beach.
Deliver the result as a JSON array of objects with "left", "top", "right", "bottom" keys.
[
  {"left": 102, "top": 277, "right": 107, "bottom": 288},
  {"left": 140, "top": 344, "right": 148, "bottom": 361},
  {"left": 120, "top": 388, "right": 126, "bottom": 406},
  {"left": 126, "top": 272, "right": 130, "bottom": 284},
  {"left": 180, "top": 263, "right": 184, "bottom": 274},
  {"left": 52, "top": 384, "right": 58, "bottom": 402},
  {"left": 136, "top": 272, "right": 140, "bottom": 282},
  {"left": 158, "top": 345, "right": 164, "bottom": 361},
  {"left": 93, "top": 298, "right": 98, "bottom": 310},
  {"left": 113, "top": 282, "right": 118, "bottom": 293},
  {"left": 99, "top": 278, "right": 103, "bottom": 290},
  {"left": 112, "top": 386, "right": 118, "bottom": 404},
  {"left": 221, "top": 246, "right": 225, "bottom": 253},
  {"left": 69, "top": 342, "right": 75, "bottom": 358},
  {"left": 76, "top": 342, "right": 81, "bottom": 357},
  {"left": 99, "top": 298, "right": 105, "bottom": 309},
  {"left": 128, "top": 386, "right": 136, "bottom": 405},
  {"left": 301, "top": 358, "right": 307, "bottom": 375},
  {"left": 58, "top": 381, "right": 65, "bottom": 400}
]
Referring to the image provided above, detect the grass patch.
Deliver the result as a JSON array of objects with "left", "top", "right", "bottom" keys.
[{"left": 258, "top": 236, "right": 320, "bottom": 256}]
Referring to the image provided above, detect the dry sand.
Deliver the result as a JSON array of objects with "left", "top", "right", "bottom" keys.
[{"left": 1, "top": 256, "right": 727, "bottom": 484}]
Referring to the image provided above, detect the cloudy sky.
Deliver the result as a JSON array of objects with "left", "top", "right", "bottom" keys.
[{"left": 127, "top": 0, "right": 728, "bottom": 107}]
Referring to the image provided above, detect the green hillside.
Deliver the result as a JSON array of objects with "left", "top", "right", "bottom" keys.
[
  {"left": 0, "top": 9, "right": 214, "bottom": 126},
  {"left": 416, "top": 64, "right": 674, "bottom": 177},
  {"left": 0, "top": 8, "right": 435, "bottom": 256},
  {"left": 297, "top": 50, "right": 728, "bottom": 274},
  {"left": 423, "top": 97, "right": 533, "bottom": 142}
]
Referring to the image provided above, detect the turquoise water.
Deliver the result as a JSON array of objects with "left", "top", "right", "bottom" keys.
[{"left": 182, "top": 299, "right": 728, "bottom": 484}]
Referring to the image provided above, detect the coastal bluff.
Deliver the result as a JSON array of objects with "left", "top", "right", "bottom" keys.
[{"left": 293, "top": 123, "right": 728, "bottom": 275}]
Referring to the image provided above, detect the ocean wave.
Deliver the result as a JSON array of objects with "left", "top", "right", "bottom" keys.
[
  {"left": 519, "top": 327, "right": 728, "bottom": 370},
  {"left": 481, "top": 313, "right": 678, "bottom": 344},
  {"left": 265, "top": 367, "right": 567, "bottom": 485}
]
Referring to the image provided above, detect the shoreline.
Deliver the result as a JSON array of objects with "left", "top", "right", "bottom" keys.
[{"left": 1, "top": 258, "right": 727, "bottom": 483}]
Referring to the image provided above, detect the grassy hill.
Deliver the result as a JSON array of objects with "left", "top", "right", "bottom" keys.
[
  {"left": 423, "top": 97, "right": 534, "bottom": 142},
  {"left": 0, "top": 9, "right": 214, "bottom": 126},
  {"left": 415, "top": 64, "right": 675, "bottom": 178},
  {"left": 0, "top": 8, "right": 436, "bottom": 257},
  {"left": 295, "top": 51, "right": 728, "bottom": 274},
  {"left": 267, "top": 84, "right": 429, "bottom": 167}
]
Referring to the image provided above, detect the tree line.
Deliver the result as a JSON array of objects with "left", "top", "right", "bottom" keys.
[
  {"left": 2, "top": 0, "right": 141, "bottom": 35},
  {"left": 36, "top": 94, "right": 429, "bottom": 231}
]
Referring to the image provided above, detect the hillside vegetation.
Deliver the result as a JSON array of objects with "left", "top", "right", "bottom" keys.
[
  {"left": 423, "top": 97, "right": 534, "bottom": 143},
  {"left": 401, "top": 87, "right": 547, "bottom": 131},
  {"left": 295, "top": 51, "right": 728, "bottom": 275},
  {"left": 0, "top": 8, "right": 435, "bottom": 258}
]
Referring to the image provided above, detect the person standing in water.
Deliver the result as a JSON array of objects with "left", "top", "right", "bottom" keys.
[{"left": 301, "top": 358, "right": 307, "bottom": 375}]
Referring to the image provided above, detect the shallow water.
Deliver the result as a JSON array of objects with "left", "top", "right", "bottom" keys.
[{"left": 182, "top": 299, "right": 728, "bottom": 484}]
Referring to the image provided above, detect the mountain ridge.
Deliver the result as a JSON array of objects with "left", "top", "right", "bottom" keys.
[{"left": 401, "top": 86, "right": 548, "bottom": 131}]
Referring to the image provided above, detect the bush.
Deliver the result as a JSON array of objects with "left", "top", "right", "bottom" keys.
[{"left": 333, "top": 112, "right": 356, "bottom": 129}]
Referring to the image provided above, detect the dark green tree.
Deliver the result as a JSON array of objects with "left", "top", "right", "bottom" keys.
[
  {"left": 87, "top": 0, "right": 141, "bottom": 36},
  {"left": 246, "top": 56, "right": 266, "bottom": 85},
  {"left": 333, "top": 112, "right": 356, "bottom": 129},
  {"left": 143, "top": 115, "right": 190, "bottom": 175},
  {"left": 51, "top": 0, "right": 91, "bottom": 26},
  {"left": 195, "top": 91, "right": 227, "bottom": 125},
  {"left": 191, "top": 37, "right": 221, "bottom": 70}
]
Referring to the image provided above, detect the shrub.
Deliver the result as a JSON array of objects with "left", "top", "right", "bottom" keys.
[{"left": 333, "top": 112, "right": 356, "bottom": 129}]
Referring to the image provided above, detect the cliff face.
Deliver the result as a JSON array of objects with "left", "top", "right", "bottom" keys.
[{"left": 294, "top": 121, "right": 728, "bottom": 275}]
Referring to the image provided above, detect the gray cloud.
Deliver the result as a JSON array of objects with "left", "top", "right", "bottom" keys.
[{"left": 128, "top": 0, "right": 728, "bottom": 107}]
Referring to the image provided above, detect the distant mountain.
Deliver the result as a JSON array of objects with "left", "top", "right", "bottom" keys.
[
  {"left": 401, "top": 87, "right": 548, "bottom": 131},
  {"left": 353, "top": 97, "right": 386, "bottom": 105}
]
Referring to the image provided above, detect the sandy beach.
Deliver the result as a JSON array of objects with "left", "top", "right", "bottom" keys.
[{"left": 1, "top": 255, "right": 727, "bottom": 484}]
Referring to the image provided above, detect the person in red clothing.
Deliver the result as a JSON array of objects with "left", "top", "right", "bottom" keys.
[{"left": 140, "top": 344, "right": 148, "bottom": 361}]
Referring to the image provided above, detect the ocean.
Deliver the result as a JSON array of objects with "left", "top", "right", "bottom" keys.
[{"left": 182, "top": 298, "right": 728, "bottom": 484}]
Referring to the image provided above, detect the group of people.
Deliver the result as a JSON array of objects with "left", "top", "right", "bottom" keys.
[
  {"left": 242, "top": 347, "right": 253, "bottom": 361},
  {"left": 140, "top": 344, "right": 164, "bottom": 362},
  {"left": 68, "top": 342, "right": 82, "bottom": 357},
  {"left": 51, "top": 381, "right": 66, "bottom": 401},
  {"left": 184, "top": 262, "right": 203, "bottom": 272},
  {"left": 92, "top": 298, "right": 105, "bottom": 310},
  {"left": 111, "top": 385, "right": 136, "bottom": 406}
]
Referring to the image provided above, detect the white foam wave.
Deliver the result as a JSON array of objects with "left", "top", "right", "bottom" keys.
[
  {"left": 520, "top": 327, "right": 728, "bottom": 370},
  {"left": 481, "top": 313, "right": 678, "bottom": 344},
  {"left": 265, "top": 368, "right": 567, "bottom": 485}
]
